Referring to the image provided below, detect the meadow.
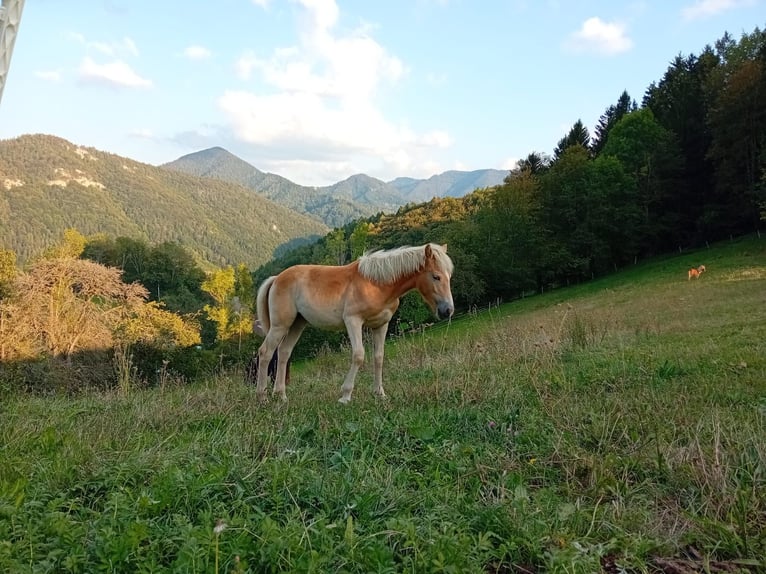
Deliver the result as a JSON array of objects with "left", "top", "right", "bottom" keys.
[{"left": 1, "top": 236, "right": 764, "bottom": 573}]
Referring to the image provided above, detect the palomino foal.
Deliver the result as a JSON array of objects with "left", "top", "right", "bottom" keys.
[{"left": 254, "top": 243, "right": 455, "bottom": 404}]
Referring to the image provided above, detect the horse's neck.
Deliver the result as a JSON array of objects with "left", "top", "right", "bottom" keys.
[{"left": 385, "top": 273, "right": 418, "bottom": 300}]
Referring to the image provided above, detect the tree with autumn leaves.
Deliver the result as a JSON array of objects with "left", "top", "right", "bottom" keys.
[
  {"left": 201, "top": 263, "right": 255, "bottom": 352},
  {"left": 0, "top": 230, "right": 201, "bottom": 390}
]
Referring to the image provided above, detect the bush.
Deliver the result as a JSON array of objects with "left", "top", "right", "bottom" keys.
[{"left": 0, "top": 353, "right": 116, "bottom": 395}]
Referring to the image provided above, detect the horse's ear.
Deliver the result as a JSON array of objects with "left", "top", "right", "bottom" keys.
[
  {"left": 424, "top": 244, "right": 433, "bottom": 259},
  {"left": 441, "top": 243, "right": 448, "bottom": 252}
]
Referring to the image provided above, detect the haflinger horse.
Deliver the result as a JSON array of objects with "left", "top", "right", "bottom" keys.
[
  {"left": 254, "top": 243, "right": 455, "bottom": 404},
  {"left": 688, "top": 264, "right": 706, "bottom": 280}
]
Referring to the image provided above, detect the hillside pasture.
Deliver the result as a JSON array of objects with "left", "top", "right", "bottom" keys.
[{"left": 1, "top": 237, "right": 764, "bottom": 573}]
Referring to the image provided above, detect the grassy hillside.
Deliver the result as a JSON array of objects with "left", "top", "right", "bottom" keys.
[
  {"left": 1, "top": 236, "right": 764, "bottom": 572},
  {"left": 0, "top": 135, "right": 328, "bottom": 267}
]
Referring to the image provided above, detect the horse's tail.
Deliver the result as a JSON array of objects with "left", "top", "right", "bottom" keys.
[{"left": 256, "top": 276, "right": 277, "bottom": 334}]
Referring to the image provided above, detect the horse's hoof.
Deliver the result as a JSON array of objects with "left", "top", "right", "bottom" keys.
[
  {"left": 256, "top": 392, "right": 268, "bottom": 404},
  {"left": 338, "top": 396, "right": 351, "bottom": 405}
]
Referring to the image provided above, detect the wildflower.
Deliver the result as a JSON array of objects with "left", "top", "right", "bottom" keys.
[
  {"left": 488, "top": 421, "right": 497, "bottom": 429},
  {"left": 528, "top": 458, "right": 537, "bottom": 465},
  {"left": 214, "top": 519, "right": 227, "bottom": 535}
]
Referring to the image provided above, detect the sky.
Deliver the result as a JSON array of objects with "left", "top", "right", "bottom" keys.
[{"left": 0, "top": 1, "right": 763, "bottom": 187}]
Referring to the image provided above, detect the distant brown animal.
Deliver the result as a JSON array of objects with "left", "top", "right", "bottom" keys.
[{"left": 688, "top": 264, "right": 706, "bottom": 280}]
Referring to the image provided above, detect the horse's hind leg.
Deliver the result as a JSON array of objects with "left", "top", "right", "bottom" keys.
[
  {"left": 339, "top": 317, "right": 365, "bottom": 404},
  {"left": 273, "top": 317, "right": 306, "bottom": 401},
  {"left": 256, "top": 326, "right": 288, "bottom": 401}
]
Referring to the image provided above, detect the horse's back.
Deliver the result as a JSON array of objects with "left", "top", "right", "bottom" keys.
[
  {"left": 270, "top": 263, "right": 357, "bottom": 329},
  {"left": 275, "top": 264, "right": 354, "bottom": 296}
]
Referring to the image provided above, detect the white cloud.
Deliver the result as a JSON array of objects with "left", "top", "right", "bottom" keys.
[
  {"left": 35, "top": 70, "right": 62, "bottom": 82},
  {"left": 69, "top": 34, "right": 147, "bottom": 89},
  {"left": 122, "top": 37, "right": 139, "bottom": 57},
  {"left": 184, "top": 45, "right": 212, "bottom": 61},
  {"left": 68, "top": 32, "right": 139, "bottom": 58},
  {"left": 78, "top": 57, "right": 153, "bottom": 89},
  {"left": 566, "top": 17, "right": 633, "bottom": 55},
  {"left": 251, "top": 0, "right": 270, "bottom": 7},
  {"left": 219, "top": 90, "right": 412, "bottom": 152},
  {"left": 219, "top": 0, "right": 447, "bottom": 184},
  {"left": 501, "top": 156, "right": 520, "bottom": 170},
  {"left": 681, "top": 0, "right": 754, "bottom": 20},
  {"left": 418, "top": 130, "right": 453, "bottom": 148},
  {"left": 129, "top": 128, "right": 155, "bottom": 139},
  {"left": 235, "top": 51, "right": 260, "bottom": 80},
  {"left": 260, "top": 158, "right": 353, "bottom": 186}
]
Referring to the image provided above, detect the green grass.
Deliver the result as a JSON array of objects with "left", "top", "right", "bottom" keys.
[{"left": 1, "top": 236, "right": 765, "bottom": 573}]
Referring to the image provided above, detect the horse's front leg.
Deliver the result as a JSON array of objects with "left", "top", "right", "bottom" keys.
[
  {"left": 371, "top": 323, "right": 388, "bottom": 399},
  {"left": 339, "top": 317, "right": 365, "bottom": 404}
]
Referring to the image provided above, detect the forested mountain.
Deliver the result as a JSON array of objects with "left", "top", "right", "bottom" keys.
[
  {"left": 163, "top": 147, "right": 508, "bottom": 225},
  {"left": 320, "top": 173, "right": 406, "bottom": 210},
  {"left": 162, "top": 147, "right": 389, "bottom": 228},
  {"left": 389, "top": 169, "right": 508, "bottom": 202},
  {"left": 0, "top": 134, "right": 328, "bottom": 267}
]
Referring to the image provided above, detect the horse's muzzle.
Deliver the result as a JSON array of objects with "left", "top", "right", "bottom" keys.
[{"left": 437, "top": 302, "right": 454, "bottom": 320}]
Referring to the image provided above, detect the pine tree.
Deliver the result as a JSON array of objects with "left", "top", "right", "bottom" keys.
[
  {"left": 591, "top": 90, "right": 637, "bottom": 156},
  {"left": 553, "top": 120, "right": 591, "bottom": 161}
]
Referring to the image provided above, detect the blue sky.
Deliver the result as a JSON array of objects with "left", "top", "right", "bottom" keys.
[{"left": 1, "top": 0, "right": 763, "bottom": 186}]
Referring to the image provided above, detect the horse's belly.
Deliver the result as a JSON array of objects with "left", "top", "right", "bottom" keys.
[
  {"left": 297, "top": 303, "right": 392, "bottom": 331},
  {"left": 298, "top": 306, "right": 346, "bottom": 330}
]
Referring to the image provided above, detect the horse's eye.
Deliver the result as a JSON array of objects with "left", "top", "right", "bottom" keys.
[{"left": 432, "top": 274, "right": 441, "bottom": 281}]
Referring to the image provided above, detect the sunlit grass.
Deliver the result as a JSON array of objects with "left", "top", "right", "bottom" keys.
[{"left": 1, "top": 236, "right": 764, "bottom": 572}]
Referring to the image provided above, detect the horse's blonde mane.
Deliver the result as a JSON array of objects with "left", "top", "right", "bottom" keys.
[{"left": 357, "top": 244, "right": 453, "bottom": 284}]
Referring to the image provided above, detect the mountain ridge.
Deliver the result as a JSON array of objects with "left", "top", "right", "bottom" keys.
[
  {"left": 0, "top": 134, "right": 328, "bottom": 268},
  {"left": 163, "top": 147, "right": 508, "bottom": 226}
]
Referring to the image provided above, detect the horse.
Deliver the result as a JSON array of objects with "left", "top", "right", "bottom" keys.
[
  {"left": 688, "top": 264, "right": 706, "bottom": 280},
  {"left": 254, "top": 243, "right": 455, "bottom": 404}
]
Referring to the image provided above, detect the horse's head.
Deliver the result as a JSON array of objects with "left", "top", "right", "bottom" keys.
[{"left": 416, "top": 243, "right": 455, "bottom": 320}]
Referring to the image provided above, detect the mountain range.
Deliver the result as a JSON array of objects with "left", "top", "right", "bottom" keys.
[
  {"left": 1, "top": 134, "right": 508, "bottom": 268},
  {"left": 163, "top": 147, "right": 508, "bottom": 228}
]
